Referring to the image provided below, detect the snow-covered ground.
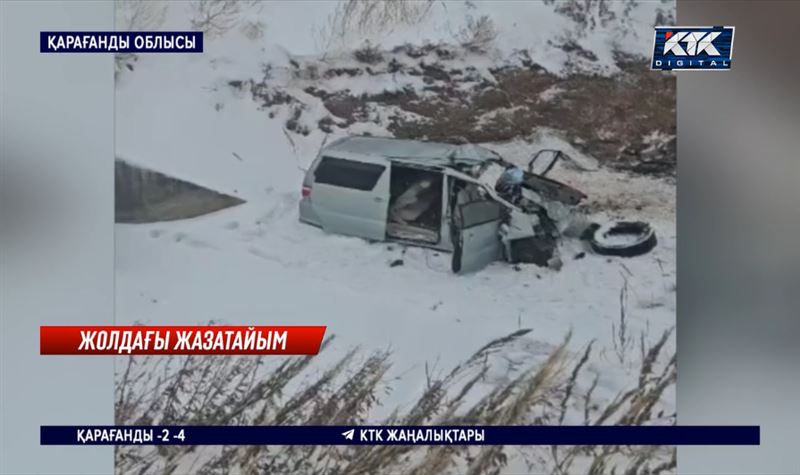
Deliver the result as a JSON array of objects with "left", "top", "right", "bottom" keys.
[{"left": 115, "top": 0, "right": 676, "bottom": 466}]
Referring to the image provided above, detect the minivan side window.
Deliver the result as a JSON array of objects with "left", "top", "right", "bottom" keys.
[{"left": 314, "top": 156, "right": 386, "bottom": 191}]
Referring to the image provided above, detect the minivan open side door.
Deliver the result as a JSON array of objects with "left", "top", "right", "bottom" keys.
[
  {"left": 311, "top": 155, "right": 390, "bottom": 241},
  {"left": 451, "top": 197, "right": 504, "bottom": 274}
]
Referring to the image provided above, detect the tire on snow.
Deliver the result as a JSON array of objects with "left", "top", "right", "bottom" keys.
[{"left": 590, "top": 221, "right": 657, "bottom": 257}]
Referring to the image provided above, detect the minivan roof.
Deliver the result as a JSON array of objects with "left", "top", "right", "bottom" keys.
[{"left": 323, "top": 136, "right": 500, "bottom": 166}]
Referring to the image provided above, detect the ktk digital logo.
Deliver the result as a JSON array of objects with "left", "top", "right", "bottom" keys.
[{"left": 651, "top": 26, "right": 735, "bottom": 71}]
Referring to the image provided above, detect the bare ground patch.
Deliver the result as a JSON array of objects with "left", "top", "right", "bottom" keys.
[{"left": 240, "top": 45, "right": 676, "bottom": 177}]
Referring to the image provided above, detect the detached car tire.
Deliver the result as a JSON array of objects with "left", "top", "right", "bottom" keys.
[{"left": 590, "top": 221, "right": 657, "bottom": 257}]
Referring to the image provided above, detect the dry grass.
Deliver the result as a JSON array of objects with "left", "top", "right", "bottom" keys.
[
  {"left": 552, "top": 327, "right": 676, "bottom": 474},
  {"left": 115, "top": 329, "right": 675, "bottom": 474},
  {"left": 613, "top": 278, "right": 634, "bottom": 364}
]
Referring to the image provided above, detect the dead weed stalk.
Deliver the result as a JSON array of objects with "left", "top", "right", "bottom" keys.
[{"left": 116, "top": 329, "right": 675, "bottom": 474}]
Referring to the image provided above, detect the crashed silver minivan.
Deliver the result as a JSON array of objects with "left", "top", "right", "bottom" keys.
[{"left": 299, "top": 136, "right": 589, "bottom": 273}]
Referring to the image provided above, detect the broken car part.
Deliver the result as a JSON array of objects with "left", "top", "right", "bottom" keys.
[
  {"left": 589, "top": 221, "right": 657, "bottom": 257},
  {"left": 527, "top": 149, "right": 563, "bottom": 176},
  {"left": 528, "top": 149, "right": 599, "bottom": 174}
]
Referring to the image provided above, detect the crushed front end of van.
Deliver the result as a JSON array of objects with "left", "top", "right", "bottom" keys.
[{"left": 462, "top": 154, "right": 590, "bottom": 270}]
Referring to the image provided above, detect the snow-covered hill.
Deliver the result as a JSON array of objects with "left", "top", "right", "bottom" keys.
[{"left": 115, "top": 1, "right": 676, "bottom": 472}]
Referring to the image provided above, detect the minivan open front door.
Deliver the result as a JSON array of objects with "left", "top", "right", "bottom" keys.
[
  {"left": 451, "top": 199, "right": 504, "bottom": 274},
  {"left": 311, "top": 155, "right": 390, "bottom": 241}
]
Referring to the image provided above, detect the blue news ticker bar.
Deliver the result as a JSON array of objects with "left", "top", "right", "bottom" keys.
[{"left": 41, "top": 425, "right": 760, "bottom": 446}]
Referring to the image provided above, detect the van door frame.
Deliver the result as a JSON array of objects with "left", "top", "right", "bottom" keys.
[{"left": 443, "top": 169, "right": 519, "bottom": 274}]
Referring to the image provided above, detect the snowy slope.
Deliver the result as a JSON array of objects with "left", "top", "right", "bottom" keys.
[
  {"left": 117, "top": 0, "right": 671, "bottom": 198},
  {"left": 116, "top": 199, "right": 676, "bottom": 409},
  {"left": 115, "top": 1, "right": 676, "bottom": 471}
]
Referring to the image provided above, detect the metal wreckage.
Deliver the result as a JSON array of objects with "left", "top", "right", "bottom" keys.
[{"left": 299, "top": 136, "right": 657, "bottom": 273}]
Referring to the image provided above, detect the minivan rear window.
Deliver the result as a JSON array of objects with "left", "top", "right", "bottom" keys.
[{"left": 314, "top": 156, "right": 386, "bottom": 191}]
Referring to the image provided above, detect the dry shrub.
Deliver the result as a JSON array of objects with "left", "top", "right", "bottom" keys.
[
  {"left": 315, "top": 0, "right": 436, "bottom": 55},
  {"left": 190, "top": 0, "right": 262, "bottom": 38},
  {"left": 115, "top": 329, "right": 675, "bottom": 474},
  {"left": 455, "top": 15, "right": 498, "bottom": 53},
  {"left": 654, "top": 4, "right": 676, "bottom": 28},
  {"left": 114, "top": 0, "right": 167, "bottom": 77},
  {"left": 544, "top": 0, "right": 642, "bottom": 38},
  {"left": 115, "top": 0, "right": 167, "bottom": 31},
  {"left": 353, "top": 40, "right": 384, "bottom": 64},
  {"left": 240, "top": 19, "right": 266, "bottom": 41},
  {"left": 336, "top": 0, "right": 435, "bottom": 32}
]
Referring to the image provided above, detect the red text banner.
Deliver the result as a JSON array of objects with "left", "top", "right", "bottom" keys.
[{"left": 40, "top": 326, "right": 326, "bottom": 355}]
